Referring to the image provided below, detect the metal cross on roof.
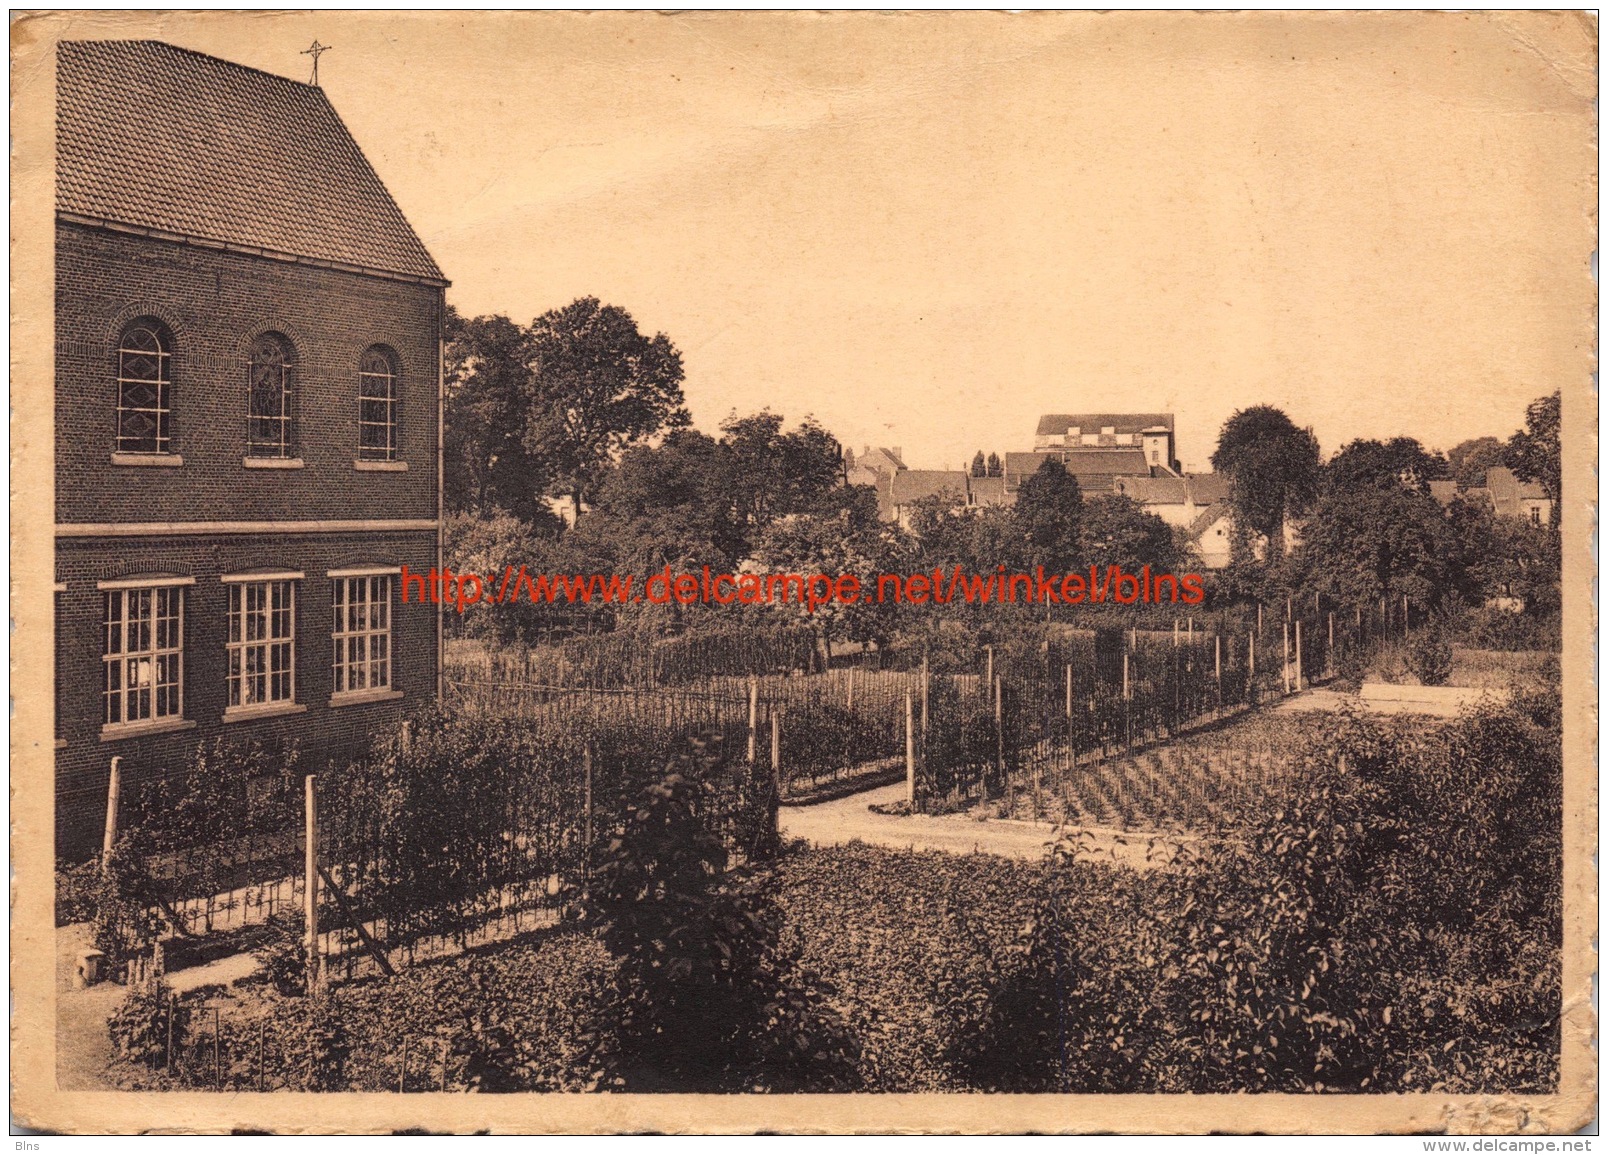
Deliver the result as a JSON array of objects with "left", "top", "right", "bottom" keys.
[{"left": 301, "top": 40, "right": 331, "bottom": 86}]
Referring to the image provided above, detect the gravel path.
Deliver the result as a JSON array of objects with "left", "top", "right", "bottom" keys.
[{"left": 780, "top": 783, "right": 1196, "bottom": 870}]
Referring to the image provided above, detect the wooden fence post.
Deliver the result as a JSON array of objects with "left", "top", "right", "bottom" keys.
[
  {"left": 1214, "top": 635, "right": 1222, "bottom": 709},
  {"left": 1328, "top": 611, "right": 1335, "bottom": 674},
  {"left": 993, "top": 676, "right": 1005, "bottom": 791},
  {"left": 583, "top": 743, "right": 594, "bottom": 875},
  {"left": 1294, "top": 619, "right": 1303, "bottom": 690},
  {"left": 304, "top": 774, "right": 321, "bottom": 993},
  {"left": 984, "top": 645, "right": 994, "bottom": 696},
  {"left": 905, "top": 692, "right": 916, "bottom": 807},
  {"left": 101, "top": 756, "right": 122, "bottom": 874},
  {"left": 846, "top": 666, "right": 855, "bottom": 711},
  {"left": 746, "top": 676, "right": 758, "bottom": 764},
  {"left": 920, "top": 657, "right": 930, "bottom": 741},
  {"left": 1282, "top": 622, "right": 1291, "bottom": 694},
  {"left": 770, "top": 707, "right": 781, "bottom": 787}
]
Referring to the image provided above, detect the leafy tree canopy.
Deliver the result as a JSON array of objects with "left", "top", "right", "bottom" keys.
[
  {"left": 1209, "top": 406, "right": 1321, "bottom": 557},
  {"left": 1446, "top": 436, "right": 1506, "bottom": 490},
  {"left": 1324, "top": 437, "right": 1447, "bottom": 496},
  {"left": 1505, "top": 390, "right": 1561, "bottom": 505}
]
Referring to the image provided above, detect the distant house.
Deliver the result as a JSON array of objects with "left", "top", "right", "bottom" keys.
[
  {"left": 968, "top": 476, "right": 1011, "bottom": 509},
  {"left": 1482, "top": 466, "right": 1552, "bottom": 526},
  {"left": 1033, "top": 412, "right": 1179, "bottom": 474},
  {"left": 1183, "top": 505, "right": 1236, "bottom": 570},
  {"left": 1110, "top": 474, "right": 1230, "bottom": 528},
  {"left": 1004, "top": 449, "right": 1151, "bottom": 495},
  {"left": 845, "top": 445, "right": 905, "bottom": 488},
  {"left": 1429, "top": 466, "right": 1552, "bottom": 527},
  {"left": 886, "top": 469, "right": 971, "bottom": 529},
  {"left": 845, "top": 445, "right": 906, "bottom": 521}
]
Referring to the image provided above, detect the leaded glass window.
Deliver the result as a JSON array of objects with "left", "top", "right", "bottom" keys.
[
  {"left": 247, "top": 333, "right": 295, "bottom": 458},
  {"left": 116, "top": 322, "right": 173, "bottom": 453}
]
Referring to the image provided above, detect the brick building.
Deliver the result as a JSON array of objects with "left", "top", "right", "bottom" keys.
[{"left": 54, "top": 41, "right": 447, "bottom": 856}]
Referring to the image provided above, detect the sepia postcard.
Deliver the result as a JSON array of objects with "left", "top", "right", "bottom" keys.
[{"left": 9, "top": 9, "right": 1598, "bottom": 1136}]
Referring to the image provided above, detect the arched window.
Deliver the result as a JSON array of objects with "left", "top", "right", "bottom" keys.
[
  {"left": 116, "top": 321, "right": 173, "bottom": 454},
  {"left": 247, "top": 332, "right": 295, "bottom": 458},
  {"left": 357, "top": 346, "right": 398, "bottom": 462}
]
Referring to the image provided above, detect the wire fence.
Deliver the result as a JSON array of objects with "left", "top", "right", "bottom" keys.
[{"left": 88, "top": 596, "right": 1403, "bottom": 985}]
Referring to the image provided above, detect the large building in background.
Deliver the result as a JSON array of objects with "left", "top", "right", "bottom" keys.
[{"left": 53, "top": 41, "right": 447, "bottom": 856}]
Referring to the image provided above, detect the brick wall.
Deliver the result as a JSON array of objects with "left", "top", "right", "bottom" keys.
[
  {"left": 54, "top": 221, "right": 445, "bottom": 859},
  {"left": 55, "top": 531, "right": 440, "bottom": 859},
  {"left": 55, "top": 221, "right": 441, "bottom": 525}
]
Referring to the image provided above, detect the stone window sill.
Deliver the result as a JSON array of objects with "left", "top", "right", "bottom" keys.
[
  {"left": 354, "top": 460, "right": 408, "bottom": 472},
  {"left": 222, "top": 702, "right": 308, "bottom": 724},
  {"left": 328, "top": 688, "right": 403, "bottom": 709},
  {"left": 100, "top": 717, "right": 197, "bottom": 742},
  {"left": 112, "top": 453, "right": 184, "bottom": 467},
  {"left": 244, "top": 457, "right": 305, "bottom": 470}
]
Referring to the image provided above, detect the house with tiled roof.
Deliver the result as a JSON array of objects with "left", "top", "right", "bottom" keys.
[
  {"left": 1033, "top": 412, "right": 1179, "bottom": 474},
  {"left": 54, "top": 40, "right": 446, "bottom": 856},
  {"left": 1004, "top": 449, "right": 1152, "bottom": 495},
  {"left": 1428, "top": 466, "right": 1552, "bottom": 527}
]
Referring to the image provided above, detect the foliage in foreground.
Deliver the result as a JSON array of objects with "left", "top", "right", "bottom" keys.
[{"left": 110, "top": 690, "right": 1560, "bottom": 1095}]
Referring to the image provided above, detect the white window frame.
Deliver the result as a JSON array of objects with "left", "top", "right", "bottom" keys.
[
  {"left": 330, "top": 567, "right": 400, "bottom": 704},
  {"left": 115, "top": 321, "right": 175, "bottom": 456},
  {"left": 99, "top": 576, "right": 193, "bottom": 736},
  {"left": 357, "top": 347, "right": 399, "bottom": 462},
  {"left": 223, "top": 572, "right": 303, "bottom": 718}
]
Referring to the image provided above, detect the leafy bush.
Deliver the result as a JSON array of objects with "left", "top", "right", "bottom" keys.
[
  {"left": 585, "top": 746, "right": 857, "bottom": 1091},
  {"left": 1406, "top": 630, "right": 1455, "bottom": 686},
  {"left": 1460, "top": 606, "right": 1562, "bottom": 652},
  {"left": 254, "top": 910, "right": 308, "bottom": 997},
  {"left": 108, "top": 974, "right": 187, "bottom": 1068}
]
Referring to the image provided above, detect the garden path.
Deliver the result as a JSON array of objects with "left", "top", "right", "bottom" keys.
[{"left": 780, "top": 783, "right": 1197, "bottom": 870}]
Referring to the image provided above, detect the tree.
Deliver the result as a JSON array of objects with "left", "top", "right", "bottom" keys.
[
  {"left": 718, "top": 411, "right": 844, "bottom": 535},
  {"left": 1446, "top": 436, "right": 1506, "bottom": 489},
  {"left": 521, "top": 297, "right": 690, "bottom": 520},
  {"left": 970, "top": 451, "right": 987, "bottom": 478},
  {"left": 1324, "top": 438, "right": 1446, "bottom": 495},
  {"left": 1210, "top": 407, "right": 1322, "bottom": 560},
  {"left": 444, "top": 309, "right": 558, "bottom": 524},
  {"left": 1011, "top": 458, "right": 1083, "bottom": 571},
  {"left": 578, "top": 430, "right": 742, "bottom": 575},
  {"left": 986, "top": 452, "right": 1003, "bottom": 478},
  {"left": 1506, "top": 391, "right": 1561, "bottom": 505},
  {"left": 1296, "top": 484, "right": 1470, "bottom": 609},
  {"left": 1079, "top": 494, "right": 1179, "bottom": 574}
]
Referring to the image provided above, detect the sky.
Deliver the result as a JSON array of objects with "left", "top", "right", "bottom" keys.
[{"left": 26, "top": 11, "right": 1597, "bottom": 473}]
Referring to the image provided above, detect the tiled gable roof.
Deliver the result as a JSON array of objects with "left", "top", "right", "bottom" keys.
[
  {"left": 57, "top": 40, "right": 446, "bottom": 284},
  {"left": 1035, "top": 412, "right": 1174, "bottom": 437},
  {"left": 889, "top": 470, "right": 970, "bottom": 506}
]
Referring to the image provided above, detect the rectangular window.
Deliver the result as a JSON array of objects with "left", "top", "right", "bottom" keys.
[
  {"left": 332, "top": 575, "right": 392, "bottom": 695},
  {"left": 227, "top": 579, "right": 296, "bottom": 709},
  {"left": 103, "top": 585, "right": 185, "bottom": 727}
]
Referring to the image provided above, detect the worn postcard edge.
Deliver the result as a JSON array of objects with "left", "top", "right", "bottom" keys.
[{"left": 8, "top": 8, "right": 1598, "bottom": 1135}]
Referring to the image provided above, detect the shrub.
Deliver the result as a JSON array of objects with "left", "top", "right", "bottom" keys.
[
  {"left": 1407, "top": 630, "right": 1455, "bottom": 686},
  {"left": 254, "top": 910, "right": 308, "bottom": 997},
  {"left": 108, "top": 974, "right": 187, "bottom": 1068},
  {"left": 586, "top": 745, "right": 858, "bottom": 1092},
  {"left": 1460, "top": 606, "right": 1562, "bottom": 652}
]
